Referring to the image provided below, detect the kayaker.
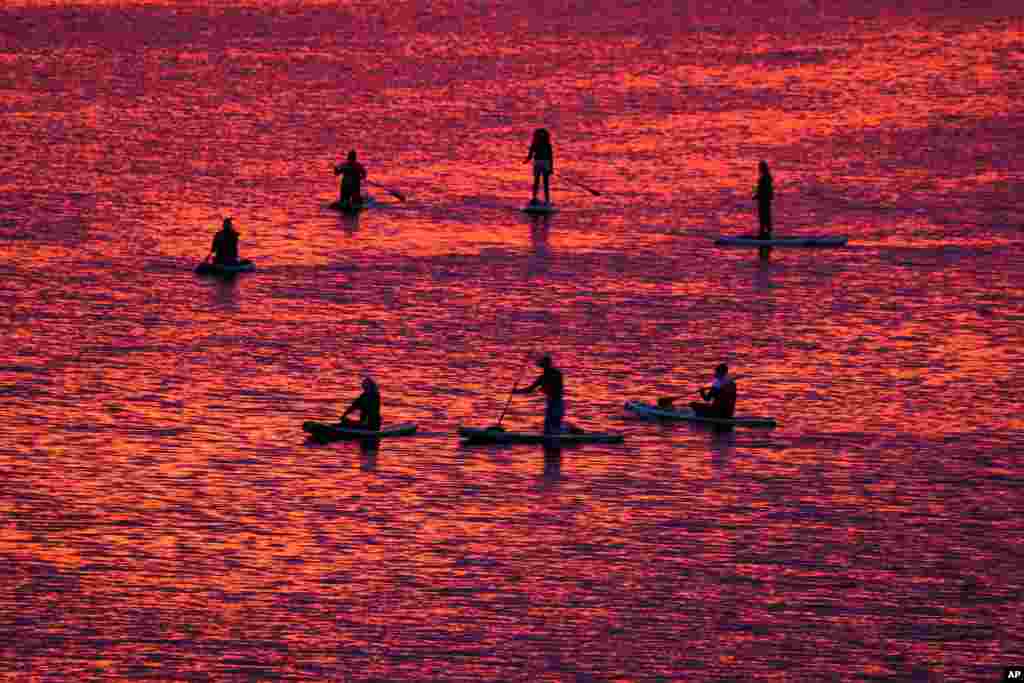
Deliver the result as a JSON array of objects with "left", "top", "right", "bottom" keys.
[
  {"left": 753, "top": 160, "right": 774, "bottom": 239},
  {"left": 334, "top": 150, "right": 368, "bottom": 209},
  {"left": 209, "top": 217, "right": 240, "bottom": 265},
  {"left": 690, "top": 364, "right": 737, "bottom": 419},
  {"left": 513, "top": 354, "right": 564, "bottom": 434},
  {"left": 524, "top": 128, "right": 554, "bottom": 205},
  {"left": 339, "top": 377, "right": 381, "bottom": 431}
]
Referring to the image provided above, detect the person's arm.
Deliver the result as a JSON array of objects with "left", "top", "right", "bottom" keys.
[
  {"left": 525, "top": 143, "right": 535, "bottom": 163},
  {"left": 699, "top": 385, "right": 721, "bottom": 401},
  {"left": 341, "top": 393, "right": 365, "bottom": 420},
  {"left": 513, "top": 374, "right": 543, "bottom": 394}
]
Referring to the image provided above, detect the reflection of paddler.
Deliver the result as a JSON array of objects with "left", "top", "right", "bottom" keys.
[
  {"left": 339, "top": 377, "right": 381, "bottom": 431},
  {"left": 512, "top": 355, "right": 564, "bottom": 434},
  {"left": 690, "top": 364, "right": 737, "bottom": 419},
  {"left": 333, "top": 150, "right": 368, "bottom": 209}
]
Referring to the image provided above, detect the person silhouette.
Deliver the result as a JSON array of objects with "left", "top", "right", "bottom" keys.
[
  {"left": 690, "top": 364, "right": 737, "bottom": 419},
  {"left": 339, "top": 377, "right": 381, "bottom": 431},
  {"left": 513, "top": 355, "right": 565, "bottom": 434},
  {"left": 334, "top": 150, "right": 368, "bottom": 209},
  {"left": 753, "top": 160, "right": 774, "bottom": 239},
  {"left": 525, "top": 128, "right": 554, "bottom": 205},
  {"left": 209, "top": 217, "right": 240, "bottom": 265}
]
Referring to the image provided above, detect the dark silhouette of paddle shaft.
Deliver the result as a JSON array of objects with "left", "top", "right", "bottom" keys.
[
  {"left": 367, "top": 180, "right": 406, "bottom": 201},
  {"left": 495, "top": 357, "right": 531, "bottom": 428},
  {"left": 556, "top": 171, "right": 601, "bottom": 196}
]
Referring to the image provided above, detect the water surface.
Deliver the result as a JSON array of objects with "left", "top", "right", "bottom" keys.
[{"left": 1, "top": 1, "right": 1021, "bottom": 680}]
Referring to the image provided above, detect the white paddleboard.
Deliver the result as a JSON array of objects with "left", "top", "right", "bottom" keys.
[{"left": 624, "top": 401, "right": 777, "bottom": 428}]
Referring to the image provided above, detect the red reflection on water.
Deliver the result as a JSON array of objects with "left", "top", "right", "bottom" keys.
[{"left": 2, "top": 0, "right": 1023, "bottom": 680}]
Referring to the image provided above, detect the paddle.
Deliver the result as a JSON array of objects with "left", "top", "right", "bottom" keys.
[
  {"left": 367, "top": 180, "right": 407, "bottom": 202},
  {"left": 491, "top": 355, "right": 532, "bottom": 430},
  {"left": 657, "top": 375, "right": 746, "bottom": 408},
  {"left": 555, "top": 171, "right": 602, "bottom": 196}
]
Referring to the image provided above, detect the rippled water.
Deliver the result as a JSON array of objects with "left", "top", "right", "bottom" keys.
[{"left": 1, "top": 1, "right": 1021, "bottom": 680}]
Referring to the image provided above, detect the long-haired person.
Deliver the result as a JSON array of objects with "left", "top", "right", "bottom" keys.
[{"left": 525, "top": 128, "right": 554, "bottom": 205}]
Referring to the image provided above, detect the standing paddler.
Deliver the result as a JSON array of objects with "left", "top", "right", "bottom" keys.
[
  {"left": 334, "top": 150, "right": 368, "bottom": 209},
  {"left": 513, "top": 354, "right": 565, "bottom": 434},
  {"left": 525, "top": 128, "right": 554, "bottom": 206},
  {"left": 753, "top": 160, "right": 774, "bottom": 239}
]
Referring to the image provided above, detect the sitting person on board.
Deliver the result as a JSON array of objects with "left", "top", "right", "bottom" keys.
[
  {"left": 334, "top": 150, "right": 368, "bottom": 208},
  {"left": 513, "top": 354, "right": 565, "bottom": 434},
  {"left": 524, "top": 128, "right": 554, "bottom": 205},
  {"left": 753, "top": 160, "right": 774, "bottom": 239},
  {"left": 210, "top": 217, "right": 240, "bottom": 265},
  {"left": 690, "top": 363, "right": 737, "bottom": 419},
  {"left": 339, "top": 377, "right": 381, "bottom": 431}
]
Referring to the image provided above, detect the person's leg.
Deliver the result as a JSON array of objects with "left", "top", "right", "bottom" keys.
[
  {"left": 341, "top": 183, "right": 356, "bottom": 207},
  {"left": 759, "top": 201, "right": 772, "bottom": 238},
  {"left": 543, "top": 170, "right": 551, "bottom": 204},
  {"left": 532, "top": 171, "right": 540, "bottom": 202},
  {"left": 690, "top": 402, "right": 714, "bottom": 417},
  {"left": 544, "top": 399, "right": 564, "bottom": 434}
]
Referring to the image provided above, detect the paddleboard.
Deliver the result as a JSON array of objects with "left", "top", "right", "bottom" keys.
[
  {"left": 624, "top": 400, "right": 777, "bottom": 428},
  {"left": 329, "top": 197, "right": 377, "bottom": 213},
  {"left": 195, "top": 259, "right": 255, "bottom": 276},
  {"left": 715, "top": 235, "right": 847, "bottom": 247},
  {"left": 303, "top": 421, "right": 417, "bottom": 443},
  {"left": 458, "top": 426, "right": 623, "bottom": 445},
  {"left": 522, "top": 202, "right": 558, "bottom": 215}
]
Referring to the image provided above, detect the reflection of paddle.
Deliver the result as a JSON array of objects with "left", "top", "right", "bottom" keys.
[
  {"left": 556, "top": 171, "right": 602, "bottom": 196},
  {"left": 367, "top": 180, "right": 406, "bottom": 202},
  {"left": 489, "top": 354, "right": 532, "bottom": 430},
  {"left": 658, "top": 375, "right": 745, "bottom": 408}
]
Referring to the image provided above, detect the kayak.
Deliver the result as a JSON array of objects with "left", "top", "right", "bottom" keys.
[
  {"left": 522, "top": 202, "right": 558, "bottom": 215},
  {"left": 458, "top": 426, "right": 624, "bottom": 445},
  {"left": 329, "top": 197, "right": 377, "bottom": 213},
  {"left": 715, "top": 235, "right": 847, "bottom": 247},
  {"left": 195, "top": 259, "right": 255, "bottom": 276},
  {"left": 303, "top": 421, "right": 417, "bottom": 443},
  {"left": 624, "top": 400, "right": 777, "bottom": 428}
]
